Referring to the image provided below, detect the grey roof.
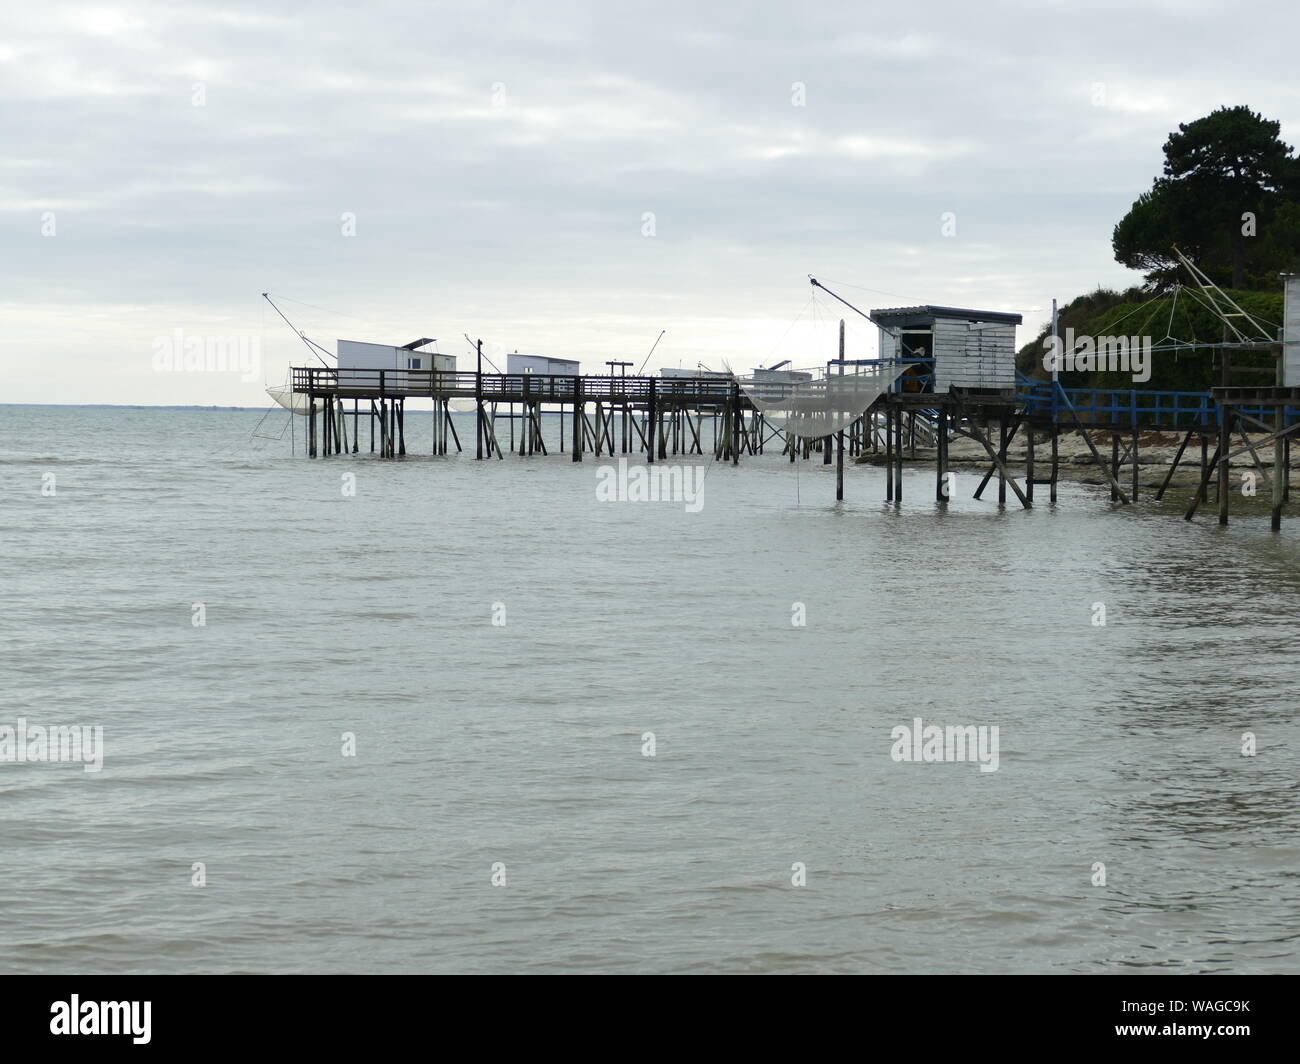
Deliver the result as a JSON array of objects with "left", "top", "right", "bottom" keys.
[{"left": 870, "top": 305, "right": 1023, "bottom": 326}]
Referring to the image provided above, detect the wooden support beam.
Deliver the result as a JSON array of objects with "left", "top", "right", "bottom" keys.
[
  {"left": 1234, "top": 421, "right": 1270, "bottom": 478},
  {"left": 683, "top": 410, "right": 700, "bottom": 454},
  {"left": 1056, "top": 389, "right": 1130, "bottom": 504},
  {"left": 975, "top": 416, "right": 1021, "bottom": 499},
  {"left": 1274, "top": 399, "right": 1285, "bottom": 531},
  {"left": 997, "top": 412, "right": 1008, "bottom": 505},
  {"left": 885, "top": 406, "right": 894, "bottom": 500},
  {"left": 1131, "top": 428, "right": 1138, "bottom": 501},
  {"left": 530, "top": 404, "right": 549, "bottom": 456},
  {"left": 1110, "top": 432, "right": 1123, "bottom": 502},
  {"left": 1186, "top": 439, "right": 1225, "bottom": 520},
  {"left": 1050, "top": 426, "right": 1058, "bottom": 502},
  {"left": 1025, "top": 423, "right": 1034, "bottom": 503},
  {"left": 647, "top": 378, "right": 657, "bottom": 465},
  {"left": 895, "top": 405, "right": 904, "bottom": 501},
  {"left": 936, "top": 408, "right": 948, "bottom": 504},
  {"left": 1200, "top": 435, "right": 1209, "bottom": 502},
  {"left": 730, "top": 382, "right": 740, "bottom": 467},
  {"left": 446, "top": 403, "right": 462, "bottom": 453},
  {"left": 1218, "top": 409, "right": 1231, "bottom": 525},
  {"left": 1155, "top": 428, "right": 1195, "bottom": 501},
  {"left": 483, "top": 406, "right": 503, "bottom": 460},
  {"left": 572, "top": 380, "right": 582, "bottom": 462},
  {"left": 950, "top": 399, "right": 1031, "bottom": 509}
]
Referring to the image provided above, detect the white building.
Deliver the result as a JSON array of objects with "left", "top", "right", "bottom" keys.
[
  {"left": 506, "top": 353, "right": 581, "bottom": 376},
  {"left": 336, "top": 339, "right": 455, "bottom": 391},
  {"left": 660, "top": 367, "right": 732, "bottom": 379},
  {"left": 869, "top": 305, "right": 1021, "bottom": 393},
  {"left": 752, "top": 367, "right": 812, "bottom": 384},
  {"left": 1283, "top": 275, "right": 1300, "bottom": 387}
]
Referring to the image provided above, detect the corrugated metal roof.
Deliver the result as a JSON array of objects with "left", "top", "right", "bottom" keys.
[{"left": 870, "top": 305, "right": 1023, "bottom": 325}]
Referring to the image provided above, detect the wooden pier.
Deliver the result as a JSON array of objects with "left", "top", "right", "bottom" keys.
[
  {"left": 291, "top": 365, "right": 864, "bottom": 467},
  {"left": 289, "top": 365, "right": 1300, "bottom": 531}
]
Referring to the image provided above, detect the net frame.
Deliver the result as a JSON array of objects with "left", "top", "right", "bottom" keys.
[{"left": 734, "top": 361, "right": 913, "bottom": 439}]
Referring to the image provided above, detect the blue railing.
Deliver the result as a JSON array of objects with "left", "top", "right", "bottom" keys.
[
  {"left": 1019, "top": 379, "right": 1300, "bottom": 429},
  {"left": 1018, "top": 381, "right": 1219, "bottom": 428}
]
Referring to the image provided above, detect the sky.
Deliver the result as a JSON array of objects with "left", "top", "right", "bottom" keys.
[{"left": 3, "top": 0, "right": 1299, "bottom": 406}]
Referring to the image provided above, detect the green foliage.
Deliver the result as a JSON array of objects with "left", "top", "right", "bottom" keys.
[
  {"left": 1028, "top": 108, "right": 1295, "bottom": 396},
  {"left": 1016, "top": 287, "right": 1283, "bottom": 391},
  {"left": 1112, "top": 106, "right": 1300, "bottom": 289}
]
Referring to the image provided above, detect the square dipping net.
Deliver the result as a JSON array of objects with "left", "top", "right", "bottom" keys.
[{"left": 734, "top": 363, "right": 913, "bottom": 440}]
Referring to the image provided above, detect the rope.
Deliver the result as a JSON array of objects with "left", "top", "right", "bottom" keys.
[{"left": 271, "top": 294, "right": 372, "bottom": 324}]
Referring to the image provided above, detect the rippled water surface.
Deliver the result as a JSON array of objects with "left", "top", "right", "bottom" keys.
[{"left": 1, "top": 404, "right": 1297, "bottom": 973}]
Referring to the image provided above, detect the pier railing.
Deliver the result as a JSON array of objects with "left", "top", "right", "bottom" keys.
[
  {"left": 1018, "top": 380, "right": 1218, "bottom": 428},
  {"left": 291, "top": 364, "right": 1298, "bottom": 432},
  {"left": 291, "top": 366, "right": 738, "bottom": 406},
  {"left": 1016, "top": 379, "right": 1299, "bottom": 429}
]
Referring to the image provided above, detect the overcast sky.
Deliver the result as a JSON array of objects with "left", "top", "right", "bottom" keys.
[{"left": 4, "top": 0, "right": 1298, "bottom": 405}]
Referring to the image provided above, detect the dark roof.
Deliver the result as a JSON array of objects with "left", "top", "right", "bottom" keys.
[{"left": 870, "top": 305, "right": 1023, "bottom": 327}]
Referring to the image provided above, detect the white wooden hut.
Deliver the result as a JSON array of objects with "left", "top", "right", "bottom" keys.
[
  {"left": 506, "top": 353, "right": 581, "bottom": 376},
  {"left": 336, "top": 339, "right": 455, "bottom": 391},
  {"left": 1283, "top": 275, "right": 1300, "bottom": 386},
  {"left": 869, "top": 306, "right": 1022, "bottom": 393}
]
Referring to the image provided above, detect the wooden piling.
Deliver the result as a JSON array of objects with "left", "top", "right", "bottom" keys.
[
  {"left": 885, "top": 406, "right": 894, "bottom": 501},
  {"left": 1130, "top": 427, "right": 1139, "bottom": 501},
  {"left": 1110, "top": 433, "right": 1120, "bottom": 503},
  {"left": 997, "top": 413, "right": 1008, "bottom": 506},
  {"left": 1050, "top": 425, "right": 1058, "bottom": 503},
  {"left": 572, "top": 378, "right": 582, "bottom": 462},
  {"left": 895, "top": 406, "right": 904, "bottom": 502},
  {"left": 1218, "top": 409, "right": 1231, "bottom": 525},
  {"left": 1025, "top": 423, "right": 1034, "bottom": 504},
  {"left": 941, "top": 408, "right": 951, "bottom": 504},
  {"left": 730, "top": 381, "right": 740, "bottom": 467},
  {"left": 647, "top": 378, "right": 656, "bottom": 465},
  {"left": 1273, "top": 400, "right": 1285, "bottom": 531}
]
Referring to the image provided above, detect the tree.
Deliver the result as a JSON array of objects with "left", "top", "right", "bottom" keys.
[{"left": 1112, "top": 106, "right": 1300, "bottom": 289}]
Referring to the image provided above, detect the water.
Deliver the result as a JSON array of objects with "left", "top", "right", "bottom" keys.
[{"left": 1, "top": 404, "right": 1297, "bottom": 974}]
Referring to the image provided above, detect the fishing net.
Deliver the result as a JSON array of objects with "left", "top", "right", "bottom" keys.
[{"left": 734, "top": 363, "right": 911, "bottom": 439}]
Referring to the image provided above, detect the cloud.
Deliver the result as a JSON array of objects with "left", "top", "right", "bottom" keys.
[{"left": 2, "top": 0, "right": 1299, "bottom": 403}]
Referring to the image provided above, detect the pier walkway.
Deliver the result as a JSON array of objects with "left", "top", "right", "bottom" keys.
[{"left": 289, "top": 362, "right": 1300, "bottom": 529}]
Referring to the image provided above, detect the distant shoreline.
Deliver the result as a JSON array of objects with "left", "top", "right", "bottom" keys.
[{"left": 0, "top": 403, "right": 267, "bottom": 411}]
